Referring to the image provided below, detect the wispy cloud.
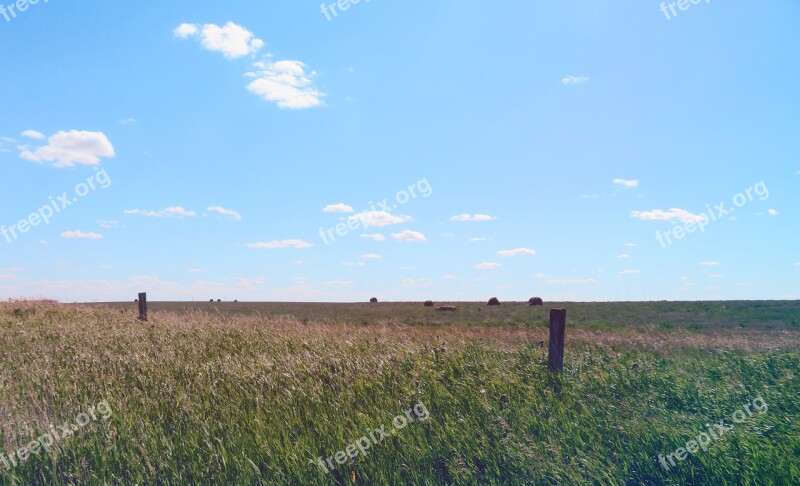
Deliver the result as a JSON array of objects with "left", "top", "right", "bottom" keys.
[
  {"left": 361, "top": 253, "right": 381, "bottom": 260},
  {"left": 323, "top": 203, "right": 354, "bottom": 213},
  {"left": 631, "top": 208, "right": 706, "bottom": 224},
  {"left": 619, "top": 269, "right": 640, "bottom": 275},
  {"left": 475, "top": 262, "right": 501, "bottom": 270},
  {"left": 391, "top": 230, "right": 427, "bottom": 242},
  {"left": 613, "top": 178, "right": 639, "bottom": 188},
  {"left": 562, "top": 75, "right": 589, "bottom": 85},
  {"left": 350, "top": 211, "right": 412, "bottom": 227},
  {"left": 207, "top": 206, "right": 242, "bottom": 221},
  {"left": 360, "top": 233, "right": 386, "bottom": 242},
  {"left": 497, "top": 248, "right": 537, "bottom": 257},
  {"left": 247, "top": 239, "right": 313, "bottom": 249},
  {"left": 699, "top": 261, "right": 721, "bottom": 267},
  {"left": 124, "top": 207, "right": 197, "bottom": 218},
  {"left": 450, "top": 214, "right": 497, "bottom": 222},
  {"left": 21, "top": 129, "right": 45, "bottom": 140},
  {"left": 60, "top": 231, "right": 103, "bottom": 240},
  {"left": 547, "top": 278, "right": 597, "bottom": 285}
]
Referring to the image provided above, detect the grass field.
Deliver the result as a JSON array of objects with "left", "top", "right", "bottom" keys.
[{"left": 1, "top": 300, "right": 799, "bottom": 485}]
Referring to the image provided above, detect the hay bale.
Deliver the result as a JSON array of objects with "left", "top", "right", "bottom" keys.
[
  {"left": 370, "top": 297, "right": 378, "bottom": 303},
  {"left": 487, "top": 297, "right": 501, "bottom": 306},
  {"left": 424, "top": 301, "right": 434, "bottom": 307},
  {"left": 436, "top": 306, "right": 457, "bottom": 312},
  {"left": 529, "top": 297, "right": 544, "bottom": 306}
]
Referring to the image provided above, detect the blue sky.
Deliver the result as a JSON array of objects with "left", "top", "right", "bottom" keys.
[{"left": 0, "top": 0, "right": 798, "bottom": 302}]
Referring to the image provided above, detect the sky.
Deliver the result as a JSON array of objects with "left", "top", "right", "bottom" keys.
[{"left": 0, "top": 0, "right": 798, "bottom": 302}]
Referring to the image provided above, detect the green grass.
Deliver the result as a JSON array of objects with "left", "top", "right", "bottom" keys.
[{"left": 1, "top": 301, "right": 799, "bottom": 485}]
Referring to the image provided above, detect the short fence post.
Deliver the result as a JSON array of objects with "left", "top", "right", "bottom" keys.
[
  {"left": 548, "top": 309, "right": 566, "bottom": 372},
  {"left": 138, "top": 292, "right": 148, "bottom": 321}
]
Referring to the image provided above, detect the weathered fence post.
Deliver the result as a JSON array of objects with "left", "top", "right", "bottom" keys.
[
  {"left": 548, "top": 309, "right": 566, "bottom": 372},
  {"left": 138, "top": 292, "right": 148, "bottom": 321}
]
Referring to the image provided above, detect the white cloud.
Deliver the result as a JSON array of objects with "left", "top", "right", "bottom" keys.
[
  {"left": 562, "top": 75, "right": 589, "bottom": 85},
  {"left": 21, "top": 129, "right": 45, "bottom": 140},
  {"left": 497, "top": 248, "right": 537, "bottom": 257},
  {"left": 475, "top": 262, "right": 501, "bottom": 270},
  {"left": 207, "top": 206, "right": 242, "bottom": 221},
  {"left": 175, "top": 22, "right": 264, "bottom": 59},
  {"left": 699, "top": 261, "right": 721, "bottom": 267},
  {"left": 96, "top": 220, "right": 119, "bottom": 229},
  {"left": 450, "top": 214, "right": 497, "bottom": 222},
  {"left": 613, "top": 179, "right": 639, "bottom": 188},
  {"left": 618, "top": 254, "right": 630, "bottom": 259},
  {"left": 401, "top": 278, "right": 416, "bottom": 286},
  {"left": 360, "top": 233, "right": 386, "bottom": 242},
  {"left": 391, "top": 230, "right": 427, "bottom": 242},
  {"left": 630, "top": 208, "right": 707, "bottom": 224},
  {"left": 20, "top": 130, "right": 115, "bottom": 168},
  {"left": 247, "top": 60, "right": 324, "bottom": 109},
  {"left": 469, "top": 237, "right": 491, "bottom": 242},
  {"left": 441, "top": 275, "right": 457, "bottom": 280},
  {"left": 619, "top": 269, "right": 640, "bottom": 275},
  {"left": 323, "top": 203, "right": 354, "bottom": 213},
  {"left": 351, "top": 211, "right": 412, "bottom": 227},
  {"left": 625, "top": 243, "right": 637, "bottom": 247},
  {"left": 60, "top": 231, "right": 103, "bottom": 240},
  {"left": 361, "top": 254, "right": 381, "bottom": 260},
  {"left": 119, "top": 118, "right": 137, "bottom": 125},
  {"left": 768, "top": 209, "right": 778, "bottom": 216},
  {"left": 547, "top": 279, "right": 597, "bottom": 285},
  {"left": 795, "top": 262, "right": 800, "bottom": 267},
  {"left": 124, "top": 207, "right": 197, "bottom": 218},
  {"left": 709, "top": 274, "right": 723, "bottom": 279},
  {"left": 246, "top": 239, "right": 313, "bottom": 249},
  {"left": 322, "top": 280, "right": 355, "bottom": 286}
]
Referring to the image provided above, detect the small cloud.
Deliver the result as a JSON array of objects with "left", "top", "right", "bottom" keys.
[
  {"left": 625, "top": 243, "right": 637, "bottom": 248},
  {"left": 618, "top": 254, "right": 630, "bottom": 259},
  {"left": 96, "top": 220, "right": 119, "bottom": 229},
  {"left": 534, "top": 273, "right": 550, "bottom": 279},
  {"left": 60, "top": 231, "right": 103, "bottom": 240},
  {"left": 547, "top": 279, "right": 597, "bottom": 285},
  {"left": 361, "top": 253, "right": 381, "bottom": 260},
  {"left": 175, "top": 22, "right": 264, "bottom": 59},
  {"left": 497, "top": 248, "right": 537, "bottom": 257},
  {"left": 188, "top": 268, "right": 205, "bottom": 273},
  {"left": 562, "top": 75, "right": 589, "bottom": 85},
  {"left": 21, "top": 129, "right": 45, "bottom": 140},
  {"left": 613, "top": 179, "right": 639, "bottom": 188},
  {"left": 581, "top": 194, "right": 600, "bottom": 199},
  {"left": 246, "top": 60, "right": 324, "bottom": 109},
  {"left": 391, "top": 230, "right": 427, "bottom": 242},
  {"left": 323, "top": 203, "right": 354, "bottom": 213},
  {"left": 475, "top": 262, "right": 501, "bottom": 270},
  {"left": 699, "top": 261, "right": 721, "bottom": 267},
  {"left": 631, "top": 208, "right": 706, "bottom": 224},
  {"left": 450, "top": 214, "right": 497, "bottom": 222},
  {"left": 767, "top": 209, "right": 778, "bottom": 216},
  {"left": 350, "top": 211, "right": 412, "bottom": 227},
  {"left": 401, "top": 278, "right": 416, "bottom": 286},
  {"left": 342, "top": 262, "right": 367, "bottom": 267},
  {"left": 294, "top": 260, "right": 311, "bottom": 265},
  {"left": 469, "top": 237, "right": 491, "bottom": 242},
  {"left": 20, "top": 130, "right": 115, "bottom": 168},
  {"left": 119, "top": 118, "right": 137, "bottom": 125},
  {"left": 323, "top": 280, "right": 355, "bottom": 286},
  {"left": 124, "top": 207, "right": 197, "bottom": 218},
  {"left": 619, "top": 269, "right": 640, "bottom": 275},
  {"left": 709, "top": 274, "right": 723, "bottom": 279},
  {"left": 441, "top": 274, "right": 457, "bottom": 280},
  {"left": 247, "top": 239, "right": 313, "bottom": 249},
  {"left": 207, "top": 206, "right": 242, "bottom": 221},
  {"left": 360, "top": 233, "right": 386, "bottom": 242}
]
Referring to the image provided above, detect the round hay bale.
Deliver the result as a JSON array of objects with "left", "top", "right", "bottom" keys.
[
  {"left": 487, "top": 297, "right": 501, "bottom": 306},
  {"left": 370, "top": 297, "right": 378, "bottom": 303},
  {"left": 424, "top": 301, "right": 434, "bottom": 307},
  {"left": 529, "top": 297, "right": 544, "bottom": 306}
]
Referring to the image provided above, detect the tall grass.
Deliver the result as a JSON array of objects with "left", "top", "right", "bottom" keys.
[{"left": 0, "top": 303, "right": 798, "bottom": 484}]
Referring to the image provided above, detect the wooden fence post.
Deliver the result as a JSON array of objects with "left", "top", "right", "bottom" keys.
[
  {"left": 138, "top": 292, "right": 148, "bottom": 321},
  {"left": 548, "top": 309, "right": 566, "bottom": 372}
]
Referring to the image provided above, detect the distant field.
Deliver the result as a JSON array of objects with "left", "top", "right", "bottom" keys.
[
  {"left": 1, "top": 300, "right": 799, "bottom": 484},
  {"left": 98, "top": 299, "right": 800, "bottom": 330}
]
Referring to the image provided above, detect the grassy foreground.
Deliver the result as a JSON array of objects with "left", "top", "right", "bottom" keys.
[{"left": 1, "top": 301, "right": 799, "bottom": 485}]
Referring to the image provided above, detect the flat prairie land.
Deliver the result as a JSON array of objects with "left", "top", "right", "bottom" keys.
[{"left": 1, "top": 300, "right": 798, "bottom": 485}]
